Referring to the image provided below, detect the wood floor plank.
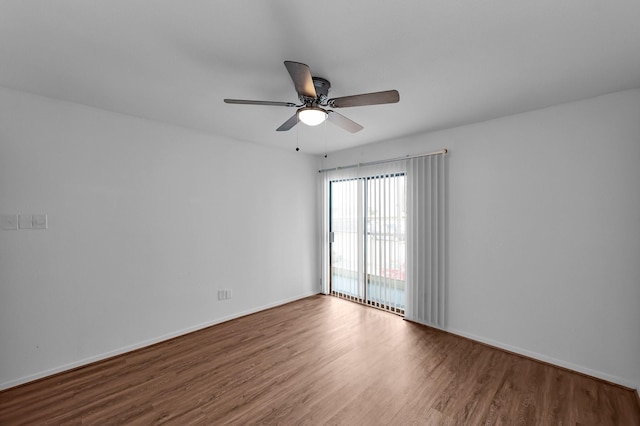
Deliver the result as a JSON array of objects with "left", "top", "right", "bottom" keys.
[{"left": 1, "top": 295, "right": 638, "bottom": 425}]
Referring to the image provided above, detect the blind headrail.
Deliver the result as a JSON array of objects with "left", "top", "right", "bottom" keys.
[{"left": 318, "top": 149, "right": 447, "bottom": 173}]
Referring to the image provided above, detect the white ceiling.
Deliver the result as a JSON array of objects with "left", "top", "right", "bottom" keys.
[{"left": 1, "top": 1, "right": 639, "bottom": 154}]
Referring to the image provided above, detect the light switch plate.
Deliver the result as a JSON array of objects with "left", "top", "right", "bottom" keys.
[
  {"left": 19, "top": 214, "right": 33, "bottom": 229},
  {"left": 33, "top": 214, "right": 47, "bottom": 229},
  {"left": 1, "top": 214, "right": 19, "bottom": 230}
]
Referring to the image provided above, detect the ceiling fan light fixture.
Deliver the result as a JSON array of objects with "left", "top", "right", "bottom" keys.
[
  {"left": 298, "top": 107, "right": 328, "bottom": 126},
  {"left": 225, "top": 61, "right": 398, "bottom": 133}
]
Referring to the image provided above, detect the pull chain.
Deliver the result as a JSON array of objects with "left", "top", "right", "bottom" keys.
[
  {"left": 295, "top": 114, "right": 300, "bottom": 152},
  {"left": 323, "top": 117, "right": 328, "bottom": 158}
]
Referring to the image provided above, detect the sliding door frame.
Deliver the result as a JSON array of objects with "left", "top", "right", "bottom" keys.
[{"left": 329, "top": 173, "right": 406, "bottom": 315}]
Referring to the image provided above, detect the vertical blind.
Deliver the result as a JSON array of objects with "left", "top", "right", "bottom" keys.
[
  {"left": 321, "top": 151, "right": 446, "bottom": 326},
  {"left": 323, "top": 160, "right": 407, "bottom": 314},
  {"left": 365, "top": 172, "right": 406, "bottom": 313},
  {"left": 405, "top": 154, "right": 446, "bottom": 327},
  {"left": 329, "top": 177, "right": 362, "bottom": 299}
]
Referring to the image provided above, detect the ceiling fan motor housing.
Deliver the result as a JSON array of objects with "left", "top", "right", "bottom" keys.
[{"left": 300, "top": 77, "right": 331, "bottom": 105}]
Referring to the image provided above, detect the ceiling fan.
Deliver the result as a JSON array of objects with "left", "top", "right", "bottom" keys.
[{"left": 224, "top": 61, "right": 399, "bottom": 133}]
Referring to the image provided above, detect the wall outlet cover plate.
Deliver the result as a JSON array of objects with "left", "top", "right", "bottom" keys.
[
  {"left": 33, "top": 214, "right": 47, "bottom": 229},
  {"left": 19, "top": 214, "right": 33, "bottom": 229},
  {"left": 1, "top": 214, "right": 19, "bottom": 230}
]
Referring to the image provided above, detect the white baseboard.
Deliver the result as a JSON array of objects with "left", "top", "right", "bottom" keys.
[
  {"left": 444, "top": 326, "right": 637, "bottom": 389},
  {"left": 0, "top": 292, "right": 320, "bottom": 391},
  {"left": 404, "top": 318, "right": 637, "bottom": 390}
]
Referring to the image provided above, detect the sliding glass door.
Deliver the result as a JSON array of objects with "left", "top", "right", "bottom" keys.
[
  {"left": 330, "top": 179, "right": 362, "bottom": 299},
  {"left": 330, "top": 173, "right": 406, "bottom": 314}
]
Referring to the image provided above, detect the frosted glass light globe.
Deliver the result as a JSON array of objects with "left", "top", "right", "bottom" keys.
[{"left": 298, "top": 107, "right": 328, "bottom": 126}]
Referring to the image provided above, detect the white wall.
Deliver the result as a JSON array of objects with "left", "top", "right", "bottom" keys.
[
  {"left": 0, "top": 87, "right": 320, "bottom": 389},
  {"left": 320, "top": 89, "right": 640, "bottom": 389}
]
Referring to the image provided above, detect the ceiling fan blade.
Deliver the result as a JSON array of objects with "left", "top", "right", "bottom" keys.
[
  {"left": 327, "top": 111, "right": 363, "bottom": 133},
  {"left": 284, "top": 61, "right": 317, "bottom": 98},
  {"left": 224, "top": 99, "right": 297, "bottom": 107},
  {"left": 329, "top": 90, "right": 399, "bottom": 108},
  {"left": 276, "top": 114, "right": 299, "bottom": 131}
]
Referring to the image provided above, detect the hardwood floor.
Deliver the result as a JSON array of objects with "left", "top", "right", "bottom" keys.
[{"left": 1, "top": 295, "right": 638, "bottom": 425}]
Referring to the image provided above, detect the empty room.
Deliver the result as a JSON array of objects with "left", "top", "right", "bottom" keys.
[{"left": 1, "top": 1, "right": 639, "bottom": 424}]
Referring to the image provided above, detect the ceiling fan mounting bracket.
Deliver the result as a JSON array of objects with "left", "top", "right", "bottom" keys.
[
  {"left": 313, "top": 77, "right": 330, "bottom": 101},
  {"left": 299, "top": 77, "right": 331, "bottom": 105}
]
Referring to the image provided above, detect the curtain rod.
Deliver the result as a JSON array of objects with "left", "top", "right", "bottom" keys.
[{"left": 318, "top": 148, "right": 447, "bottom": 173}]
